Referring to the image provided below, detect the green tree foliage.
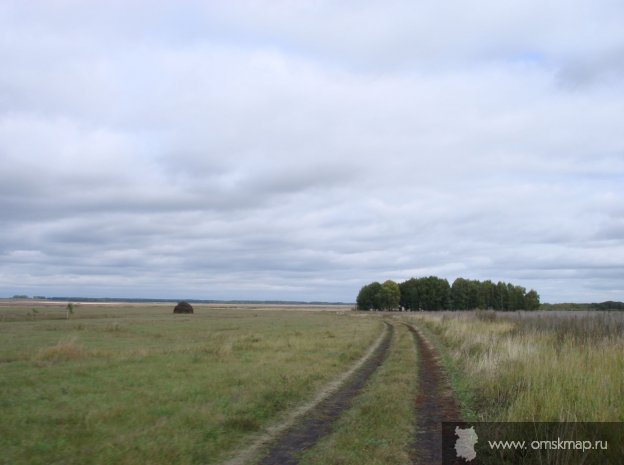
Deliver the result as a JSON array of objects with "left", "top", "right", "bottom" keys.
[
  {"left": 380, "top": 280, "right": 401, "bottom": 310},
  {"left": 451, "top": 279, "right": 536, "bottom": 311},
  {"left": 479, "top": 280, "right": 495, "bottom": 309},
  {"left": 66, "top": 302, "right": 75, "bottom": 320},
  {"left": 359, "top": 276, "right": 540, "bottom": 311},
  {"left": 399, "top": 278, "right": 418, "bottom": 310},
  {"left": 357, "top": 280, "right": 401, "bottom": 310},
  {"left": 524, "top": 290, "right": 540, "bottom": 310},
  {"left": 356, "top": 282, "right": 382, "bottom": 310},
  {"left": 495, "top": 281, "right": 509, "bottom": 310},
  {"left": 450, "top": 278, "right": 469, "bottom": 309},
  {"left": 399, "top": 276, "right": 450, "bottom": 310},
  {"left": 592, "top": 300, "right": 624, "bottom": 310},
  {"left": 508, "top": 284, "right": 526, "bottom": 310},
  {"left": 540, "top": 301, "right": 624, "bottom": 311}
]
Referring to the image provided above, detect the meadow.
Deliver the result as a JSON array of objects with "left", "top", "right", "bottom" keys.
[
  {"left": 1, "top": 302, "right": 622, "bottom": 465},
  {"left": 406, "top": 310, "right": 624, "bottom": 422},
  {"left": 0, "top": 303, "right": 380, "bottom": 465}
]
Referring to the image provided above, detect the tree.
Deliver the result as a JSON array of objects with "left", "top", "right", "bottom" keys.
[
  {"left": 362, "top": 276, "right": 541, "bottom": 312},
  {"left": 507, "top": 284, "right": 526, "bottom": 310},
  {"left": 479, "top": 280, "right": 495, "bottom": 309},
  {"left": 380, "top": 280, "right": 401, "bottom": 310},
  {"left": 524, "top": 290, "right": 540, "bottom": 310},
  {"left": 66, "top": 302, "right": 75, "bottom": 320},
  {"left": 356, "top": 282, "right": 383, "bottom": 310},
  {"left": 399, "top": 278, "right": 420, "bottom": 310},
  {"left": 495, "top": 281, "right": 509, "bottom": 310},
  {"left": 356, "top": 284, "right": 373, "bottom": 310},
  {"left": 451, "top": 278, "right": 469, "bottom": 309},
  {"left": 369, "top": 282, "right": 384, "bottom": 310},
  {"left": 466, "top": 280, "right": 480, "bottom": 309},
  {"left": 420, "top": 276, "right": 450, "bottom": 310}
]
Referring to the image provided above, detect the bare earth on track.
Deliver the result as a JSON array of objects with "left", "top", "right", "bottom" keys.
[{"left": 406, "top": 323, "right": 460, "bottom": 465}]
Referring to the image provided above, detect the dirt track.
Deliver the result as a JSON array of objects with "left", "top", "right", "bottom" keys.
[
  {"left": 405, "top": 323, "right": 460, "bottom": 465},
  {"left": 256, "top": 322, "right": 394, "bottom": 465},
  {"left": 224, "top": 321, "right": 459, "bottom": 465}
]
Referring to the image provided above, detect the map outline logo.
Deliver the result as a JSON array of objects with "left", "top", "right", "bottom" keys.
[{"left": 454, "top": 425, "right": 478, "bottom": 462}]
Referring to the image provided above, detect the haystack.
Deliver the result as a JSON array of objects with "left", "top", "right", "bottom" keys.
[{"left": 173, "top": 301, "right": 194, "bottom": 314}]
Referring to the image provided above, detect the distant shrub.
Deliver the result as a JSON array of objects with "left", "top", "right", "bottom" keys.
[{"left": 66, "top": 302, "right": 75, "bottom": 319}]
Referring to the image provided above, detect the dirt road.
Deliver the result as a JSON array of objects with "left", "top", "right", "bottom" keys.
[
  {"left": 405, "top": 323, "right": 460, "bottom": 465},
  {"left": 256, "top": 323, "right": 394, "bottom": 465}
]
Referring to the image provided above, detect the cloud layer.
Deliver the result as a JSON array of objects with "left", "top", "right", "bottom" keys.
[{"left": 1, "top": 1, "right": 623, "bottom": 302}]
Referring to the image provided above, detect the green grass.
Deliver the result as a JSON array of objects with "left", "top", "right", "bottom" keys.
[
  {"left": 0, "top": 304, "right": 380, "bottom": 465},
  {"left": 3, "top": 304, "right": 622, "bottom": 464},
  {"left": 298, "top": 322, "right": 417, "bottom": 465}
]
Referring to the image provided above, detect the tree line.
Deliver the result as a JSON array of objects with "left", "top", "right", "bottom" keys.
[
  {"left": 356, "top": 276, "right": 540, "bottom": 311},
  {"left": 540, "top": 301, "right": 624, "bottom": 311}
]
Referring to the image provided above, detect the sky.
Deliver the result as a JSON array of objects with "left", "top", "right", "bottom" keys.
[{"left": 1, "top": 1, "right": 623, "bottom": 303}]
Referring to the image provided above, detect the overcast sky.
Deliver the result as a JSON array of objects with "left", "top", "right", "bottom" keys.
[{"left": 1, "top": 1, "right": 623, "bottom": 303}]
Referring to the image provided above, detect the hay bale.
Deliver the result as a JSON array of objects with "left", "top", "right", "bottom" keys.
[{"left": 173, "top": 301, "right": 194, "bottom": 314}]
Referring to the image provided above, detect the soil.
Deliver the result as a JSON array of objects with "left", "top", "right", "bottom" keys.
[
  {"left": 256, "top": 322, "right": 394, "bottom": 465},
  {"left": 405, "top": 323, "right": 461, "bottom": 465}
]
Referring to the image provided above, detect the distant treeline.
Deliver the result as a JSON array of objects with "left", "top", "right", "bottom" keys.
[
  {"left": 356, "top": 277, "right": 540, "bottom": 311},
  {"left": 10, "top": 296, "right": 350, "bottom": 306},
  {"left": 540, "top": 301, "right": 624, "bottom": 311}
]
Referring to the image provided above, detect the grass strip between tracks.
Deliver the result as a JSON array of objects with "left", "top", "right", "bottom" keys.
[{"left": 297, "top": 322, "right": 417, "bottom": 465}]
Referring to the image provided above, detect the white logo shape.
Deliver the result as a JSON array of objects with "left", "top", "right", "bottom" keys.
[{"left": 454, "top": 426, "right": 478, "bottom": 462}]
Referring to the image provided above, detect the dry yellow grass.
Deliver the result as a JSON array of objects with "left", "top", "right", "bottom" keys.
[
  {"left": 407, "top": 311, "right": 624, "bottom": 422},
  {"left": 34, "top": 338, "right": 86, "bottom": 362}
]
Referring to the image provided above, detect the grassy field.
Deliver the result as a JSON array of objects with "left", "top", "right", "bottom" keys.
[
  {"left": 0, "top": 303, "right": 381, "bottom": 465},
  {"left": 2, "top": 302, "right": 623, "bottom": 465},
  {"left": 406, "top": 310, "right": 624, "bottom": 422}
]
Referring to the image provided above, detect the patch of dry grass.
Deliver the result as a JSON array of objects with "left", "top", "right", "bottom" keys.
[
  {"left": 408, "top": 311, "right": 624, "bottom": 422},
  {"left": 34, "top": 338, "right": 86, "bottom": 363}
]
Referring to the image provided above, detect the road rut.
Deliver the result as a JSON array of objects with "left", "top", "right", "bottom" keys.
[
  {"left": 405, "top": 323, "right": 460, "bottom": 465},
  {"left": 256, "top": 322, "right": 394, "bottom": 465}
]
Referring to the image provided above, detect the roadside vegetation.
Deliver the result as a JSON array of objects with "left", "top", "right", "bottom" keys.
[{"left": 407, "top": 311, "right": 624, "bottom": 421}]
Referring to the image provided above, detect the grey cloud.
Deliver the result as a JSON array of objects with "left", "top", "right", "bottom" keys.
[
  {"left": 1, "top": 1, "right": 623, "bottom": 302},
  {"left": 557, "top": 48, "right": 624, "bottom": 89}
]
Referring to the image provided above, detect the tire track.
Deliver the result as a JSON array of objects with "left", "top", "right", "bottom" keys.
[
  {"left": 255, "top": 322, "right": 394, "bottom": 465},
  {"left": 221, "top": 322, "right": 393, "bottom": 465},
  {"left": 405, "top": 323, "right": 460, "bottom": 465}
]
